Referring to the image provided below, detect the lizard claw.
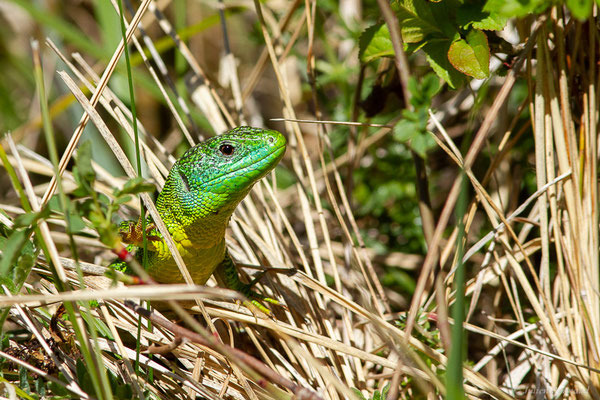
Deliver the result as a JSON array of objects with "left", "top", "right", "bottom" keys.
[{"left": 240, "top": 284, "right": 287, "bottom": 315}]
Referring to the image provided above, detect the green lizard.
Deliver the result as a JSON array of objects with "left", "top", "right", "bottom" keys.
[{"left": 113, "top": 126, "right": 286, "bottom": 311}]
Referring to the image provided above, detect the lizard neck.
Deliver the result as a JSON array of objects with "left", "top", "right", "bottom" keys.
[
  {"left": 156, "top": 192, "right": 240, "bottom": 249},
  {"left": 180, "top": 213, "right": 232, "bottom": 249}
]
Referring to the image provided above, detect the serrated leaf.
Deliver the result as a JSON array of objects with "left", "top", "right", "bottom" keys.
[
  {"left": 448, "top": 30, "right": 490, "bottom": 79},
  {"left": 392, "top": 0, "right": 443, "bottom": 43},
  {"left": 394, "top": 119, "right": 419, "bottom": 142},
  {"left": 473, "top": 13, "right": 507, "bottom": 30},
  {"left": 359, "top": 24, "right": 394, "bottom": 63},
  {"left": 457, "top": 3, "right": 507, "bottom": 30},
  {"left": 483, "top": 0, "right": 550, "bottom": 18},
  {"left": 567, "top": 0, "right": 593, "bottom": 20},
  {"left": 428, "top": 0, "right": 463, "bottom": 39},
  {"left": 422, "top": 40, "right": 466, "bottom": 89}
]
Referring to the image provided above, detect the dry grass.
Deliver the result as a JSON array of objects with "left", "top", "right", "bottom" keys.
[{"left": 1, "top": 1, "right": 600, "bottom": 399}]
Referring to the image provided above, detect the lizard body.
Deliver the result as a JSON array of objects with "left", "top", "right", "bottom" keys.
[{"left": 115, "top": 126, "right": 286, "bottom": 306}]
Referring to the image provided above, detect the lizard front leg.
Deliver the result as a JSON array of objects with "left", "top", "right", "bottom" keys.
[
  {"left": 118, "top": 219, "right": 162, "bottom": 249},
  {"left": 110, "top": 219, "right": 162, "bottom": 274},
  {"left": 213, "top": 251, "right": 279, "bottom": 314}
]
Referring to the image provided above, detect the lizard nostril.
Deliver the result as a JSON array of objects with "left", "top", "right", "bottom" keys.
[{"left": 267, "top": 136, "right": 275, "bottom": 144}]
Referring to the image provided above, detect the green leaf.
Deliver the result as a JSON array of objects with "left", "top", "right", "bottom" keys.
[
  {"left": 0, "top": 226, "right": 36, "bottom": 293},
  {"left": 66, "top": 203, "right": 87, "bottom": 233},
  {"left": 567, "top": 0, "right": 593, "bottom": 20},
  {"left": 351, "top": 388, "right": 367, "bottom": 400},
  {"left": 70, "top": 184, "right": 91, "bottom": 199},
  {"left": 422, "top": 40, "right": 466, "bottom": 89},
  {"left": 457, "top": 2, "right": 507, "bottom": 30},
  {"left": 448, "top": 30, "right": 490, "bottom": 79},
  {"left": 114, "top": 195, "right": 133, "bottom": 206},
  {"left": 408, "top": 73, "right": 441, "bottom": 108},
  {"left": 381, "top": 383, "right": 390, "bottom": 398},
  {"left": 483, "top": 0, "right": 550, "bottom": 18},
  {"left": 392, "top": 0, "right": 443, "bottom": 43},
  {"left": 405, "top": 41, "right": 427, "bottom": 54},
  {"left": 47, "top": 195, "right": 62, "bottom": 214},
  {"left": 394, "top": 119, "right": 418, "bottom": 143},
  {"left": 421, "top": 73, "right": 442, "bottom": 99},
  {"left": 98, "top": 193, "right": 112, "bottom": 207},
  {"left": 115, "top": 177, "right": 155, "bottom": 197},
  {"left": 14, "top": 242, "right": 36, "bottom": 291},
  {"left": 472, "top": 13, "right": 507, "bottom": 30},
  {"left": 0, "top": 228, "right": 28, "bottom": 277},
  {"left": 75, "top": 141, "right": 96, "bottom": 186},
  {"left": 0, "top": 276, "right": 17, "bottom": 294},
  {"left": 359, "top": 24, "right": 394, "bottom": 63},
  {"left": 76, "top": 198, "right": 95, "bottom": 216},
  {"left": 314, "top": 60, "right": 356, "bottom": 85},
  {"left": 108, "top": 371, "right": 133, "bottom": 400},
  {"left": 80, "top": 309, "right": 113, "bottom": 339},
  {"left": 48, "top": 373, "right": 70, "bottom": 396},
  {"left": 19, "top": 366, "right": 30, "bottom": 393},
  {"left": 76, "top": 359, "right": 96, "bottom": 394},
  {"left": 394, "top": 108, "right": 435, "bottom": 158},
  {"left": 13, "top": 207, "right": 50, "bottom": 229},
  {"left": 411, "top": 131, "right": 437, "bottom": 158},
  {"left": 34, "top": 377, "right": 46, "bottom": 398},
  {"left": 428, "top": 0, "right": 463, "bottom": 40}
]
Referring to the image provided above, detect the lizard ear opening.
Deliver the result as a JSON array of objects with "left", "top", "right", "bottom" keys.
[{"left": 178, "top": 169, "right": 191, "bottom": 192}]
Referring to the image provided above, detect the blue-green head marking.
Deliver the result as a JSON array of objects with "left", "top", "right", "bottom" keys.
[{"left": 156, "top": 127, "right": 286, "bottom": 236}]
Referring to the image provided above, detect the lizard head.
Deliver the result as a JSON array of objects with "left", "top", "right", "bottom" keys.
[{"left": 158, "top": 126, "right": 286, "bottom": 225}]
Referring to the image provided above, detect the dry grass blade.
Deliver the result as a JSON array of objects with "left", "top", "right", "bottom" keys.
[
  {"left": 38, "top": 0, "right": 152, "bottom": 207},
  {"left": 3, "top": 2, "right": 600, "bottom": 399}
]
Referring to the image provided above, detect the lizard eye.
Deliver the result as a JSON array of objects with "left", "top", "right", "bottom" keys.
[{"left": 219, "top": 144, "right": 234, "bottom": 156}]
